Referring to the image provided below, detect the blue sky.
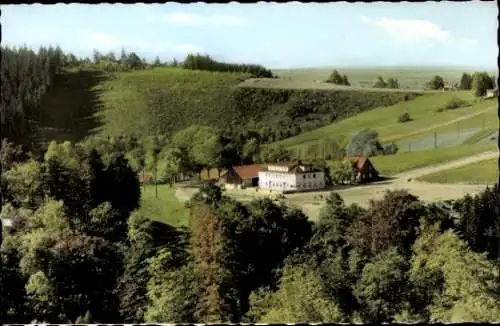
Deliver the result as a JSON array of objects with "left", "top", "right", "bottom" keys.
[{"left": 2, "top": 2, "right": 498, "bottom": 69}]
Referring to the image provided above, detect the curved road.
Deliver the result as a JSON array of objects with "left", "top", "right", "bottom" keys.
[{"left": 334, "top": 151, "right": 498, "bottom": 207}]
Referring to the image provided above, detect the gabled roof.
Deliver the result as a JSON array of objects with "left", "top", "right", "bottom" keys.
[
  {"left": 345, "top": 156, "right": 369, "bottom": 170},
  {"left": 137, "top": 172, "right": 153, "bottom": 183},
  {"left": 231, "top": 164, "right": 266, "bottom": 180}
]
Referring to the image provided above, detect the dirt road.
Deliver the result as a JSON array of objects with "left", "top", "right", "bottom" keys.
[{"left": 334, "top": 151, "right": 498, "bottom": 208}]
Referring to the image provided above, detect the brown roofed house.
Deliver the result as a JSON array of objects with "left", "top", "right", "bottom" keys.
[
  {"left": 344, "top": 156, "right": 379, "bottom": 183},
  {"left": 220, "top": 164, "right": 266, "bottom": 189},
  {"left": 137, "top": 172, "right": 153, "bottom": 184}
]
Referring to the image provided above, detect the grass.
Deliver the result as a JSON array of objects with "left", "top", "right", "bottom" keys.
[
  {"left": 462, "top": 127, "right": 498, "bottom": 145},
  {"left": 275, "top": 91, "right": 482, "bottom": 150},
  {"left": 237, "top": 77, "right": 438, "bottom": 93},
  {"left": 388, "top": 100, "right": 497, "bottom": 144},
  {"left": 272, "top": 66, "right": 497, "bottom": 89},
  {"left": 138, "top": 184, "right": 189, "bottom": 227},
  {"left": 417, "top": 158, "right": 498, "bottom": 184},
  {"left": 92, "top": 67, "right": 419, "bottom": 145},
  {"left": 36, "top": 70, "right": 109, "bottom": 145},
  {"left": 369, "top": 141, "right": 497, "bottom": 176},
  {"left": 94, "top": 67, "right": 251, "bottom": 138}
]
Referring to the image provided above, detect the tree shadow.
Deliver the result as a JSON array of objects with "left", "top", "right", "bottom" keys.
[{"left": 35, "top": 69, "right": 110, "bottom": 147}]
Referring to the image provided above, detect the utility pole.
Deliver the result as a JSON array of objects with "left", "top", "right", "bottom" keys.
[{"left": 153, "top": 138, "right": 160, "bottom": 200}]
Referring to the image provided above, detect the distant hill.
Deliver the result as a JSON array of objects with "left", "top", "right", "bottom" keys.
[
  {"left": 272, "top": 66, "right": 498, "bottom": 89},
  {"left": 91, "top": 68, "right": 421, "bottom": 143}
]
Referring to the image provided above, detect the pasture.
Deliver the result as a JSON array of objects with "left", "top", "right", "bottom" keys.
[
  {"left": 417, "top": 158, "right": 499, "bottom": 185},
  {"left": 369, "top": 141, "right": 497, "bottom": 176},
  {"left": 275, "top": 92, "right": 494, "bottom": 151}
]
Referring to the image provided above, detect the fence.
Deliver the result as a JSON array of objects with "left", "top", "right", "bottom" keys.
[{"left": 291, "top": 118, "right": 495, "bottom": 160}]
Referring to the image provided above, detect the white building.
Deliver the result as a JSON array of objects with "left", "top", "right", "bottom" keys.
[{"left": 258, "top": 161, "right": 326, "bottom": 192}]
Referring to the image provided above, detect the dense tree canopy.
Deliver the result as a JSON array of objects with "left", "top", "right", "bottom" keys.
[{"left": 2, "top": 139, "right": 500, "bottom": 323}]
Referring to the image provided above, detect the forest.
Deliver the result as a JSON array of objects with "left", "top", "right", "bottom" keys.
[{"left": 1, "top": 138, "right": 500, "bottom": 323}]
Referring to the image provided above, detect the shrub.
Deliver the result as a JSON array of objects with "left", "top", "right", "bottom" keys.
[
  {"left": 397, "top": 112, "right": 411, "bottom": 123},
  {"left": 443, "top": 97, "right": 467, "bottom": 111},
  {"left": 329, "top": 160, "right": 357, "bottom": 185},
  {"left": 382, "top": 142, "right": 399, "bottom": 155}
]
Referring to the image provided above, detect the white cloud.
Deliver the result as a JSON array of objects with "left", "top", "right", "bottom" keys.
[
  {"left": 361, "top": 16, "right": 477, "bottom": 48},
  {"left": 79, "top": 31, "right": 120, "bottom": 50},
  {"left": 151, "top": 12, "right": 248, "bottom": 27}
]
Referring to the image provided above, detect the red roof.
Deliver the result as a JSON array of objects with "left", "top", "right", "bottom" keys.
[
  {"left": 231, "top": 164, "right": 265, "bottom": 180},
  {"left": 137, "top": 172, "right": 153, "bottom": 183},
  {"left": 345, "top": 156, "right": 369, "bottom": 170}
]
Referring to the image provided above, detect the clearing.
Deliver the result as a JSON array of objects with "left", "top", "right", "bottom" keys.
[
  {"left": 417, "top": 157, "right": 499, "bottom": 185},
  {"left": 139, "top": 184, "right": 189, "bottom": 227}
]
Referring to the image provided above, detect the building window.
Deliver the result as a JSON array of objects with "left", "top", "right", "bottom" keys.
[
  {"left": 313, "top": 173, "right": 316, "bottom": 178},
  {"left": 303, "top": 175, "right": 306, "bottom": 179}
]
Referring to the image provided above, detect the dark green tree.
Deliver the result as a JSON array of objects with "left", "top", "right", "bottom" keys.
[
  {"left": 427, "top": 75, "right": 445, "bottom": 90},
  {"left": 326, "top": 70, "right": 344, "bottom": 85},
  {"left": 373, "top": 76, "right": 388, "bottom": 88},
  {"left": 459, "top": 72, "right": 473, "bottom": 90}
]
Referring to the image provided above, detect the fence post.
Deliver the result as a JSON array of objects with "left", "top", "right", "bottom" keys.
[
  {"left": 434, "top": 132, "right": 437, "bottom": 149},
  {"left": 457, "top": 121, "right": 460, "bottom": 138},
  {"left": 409, "top": 143, "right": 411, "bottom": 152}
]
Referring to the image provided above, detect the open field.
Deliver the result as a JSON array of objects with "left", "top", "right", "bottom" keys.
[
  {"left": 272, "top": 66, "right": 497, "bottom": 89},
  {"left": 237, "top": 77, "right": 438, "bottom": 93},
  {"left": 370, "top": 142, "right": 497, "bottom": 176},
  {"left": 274, "top": 92, "right": 493, "bottom": 151},
  {"left": 417, "top": 158, "right": 499, "bottom": 185},
  {"left": 93, "top": 67, "right": 251, "bottom": 138},
  {"left": 389, "top": 102, "right": 497, "bottom": 148},
  {"left": 462, "top": 128, "right": 498, "bottom": 145},
  {"left": 139, "top": 184, "right": 189, "bottom": 227}
]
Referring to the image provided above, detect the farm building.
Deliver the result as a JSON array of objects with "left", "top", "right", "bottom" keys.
[
  {"left": 220, "top": 164, "right": 265, "bottom": 189},
  {"left": 137, "top": 172, "right": 153, "bottom": 184},
  {"left": 345, "top": 156, "right": 379, "bottom": 183},
  {"left": 486, "top": 88, "right": 498, "bottom": 98},
  {"left": 258, "top": 161, "right": 326, "bottom": 192}
]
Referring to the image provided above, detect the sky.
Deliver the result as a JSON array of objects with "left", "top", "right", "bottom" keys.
[{"left": 1, "top": 2, "right": 498, "bottom": 69}]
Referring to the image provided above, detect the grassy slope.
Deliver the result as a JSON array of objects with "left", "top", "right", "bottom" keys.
[
  {"left": 417, "top": 158, "right": 499, "bottom": 184},
  {"left": 274, "top": 92, "right": 494, "bottom": 151},
  {"left": 94, "top": 67, "right": 251, "bottom": 138},
  {"left": 91, "top": 67, "right": 418, "bottom": 142},
  {"left": 139, "top": 184, "right": 189, "bottom": 226},
  {"left": 36, "top": 69, "right": 109, "bottom": 146},
  {"left": 272, "top": 66, "right": 497, "bottom": 89},
  {"left": 237, "top": 77, "right": 439, "bottom": 93},
  {"left": 369, "top": 141, "right": 497, "bottom": 176}
]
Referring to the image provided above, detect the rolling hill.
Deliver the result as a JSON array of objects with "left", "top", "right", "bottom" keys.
[
  {"left": 86, "top": 67, "right": 421, "bottom": 142},
  {"left": 272, "top": 66, "right": 497, "bottom": 89},
  {"left": 273, "top": 92, "right": 496, "bottom": 152}
]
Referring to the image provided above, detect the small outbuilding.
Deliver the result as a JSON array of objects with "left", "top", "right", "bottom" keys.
[
  {"left": 220, "top": 164, "right": 265, "bottom": 189},
  {"left": 345, "top": 156, "right": 379, "bottom": 183}
]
